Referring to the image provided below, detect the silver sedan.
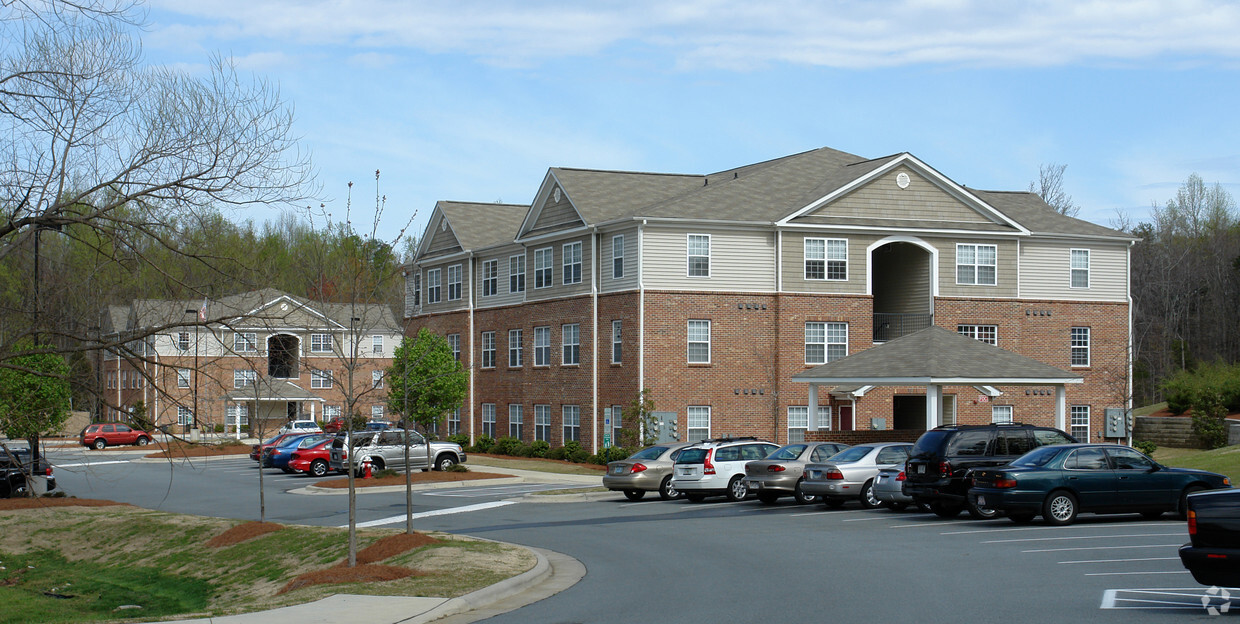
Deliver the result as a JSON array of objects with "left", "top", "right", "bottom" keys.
[
  {"left": 744, "top": 442, "right": 850, "bottom": 504},
  {"left": 603, "top": 442, "right": 695, "bottom": 500},
  {"left": 873, "top": 466, "right": 928, "bottom": 511},
  {"left": 802, "top": 442, "right": 913, "bottom": 508}
]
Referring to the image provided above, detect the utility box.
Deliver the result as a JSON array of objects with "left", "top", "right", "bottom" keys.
[
  {"left": 651, "top": 411, "right": 680, "bottom": 444},
  {"left": 870, "top": 418, "right": 887, "bottom": 431},
  {"left": 1104, "top": 408, "right": 1129, "bottom": 438}
]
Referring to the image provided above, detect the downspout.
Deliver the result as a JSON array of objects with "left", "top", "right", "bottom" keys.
[
  {"left": 773, "top": 229, "right": 781, "bottom": 443},
  {"left": 591, "top": 226, "right": 599, "bottom": 454},
  {"left": 467, "top": 253, "right": 476, "bottom": 446},
  {"left": 1127, "top": 239, "right": 1134, "bottom": 446},
  {"left": 638, "top": 220, "right": 646, "bottom": 441}
]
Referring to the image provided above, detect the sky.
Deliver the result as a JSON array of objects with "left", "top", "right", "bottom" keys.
[{"left": 141, "top": 0, "right": 1240, "bottom": 247}]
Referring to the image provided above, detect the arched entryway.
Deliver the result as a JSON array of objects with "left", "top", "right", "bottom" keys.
[
  {"left": 868, "top": 236, "right": 936, "bottom": 342},
  {"left": 267, "top": 334, "right": 299, "bottom": 378}
]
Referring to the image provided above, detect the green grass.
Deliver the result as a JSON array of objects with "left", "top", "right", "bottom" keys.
[
  {"left": 1154, "top": 445, "right": 1240, "bottom": 481},
  {"left": 1133, "top": 402, "right": 1168, "bottom": 417}
]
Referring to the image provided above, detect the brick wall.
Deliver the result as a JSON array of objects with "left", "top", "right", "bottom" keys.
[{"left": 807, "top": 429, "right": 925, "bottom": 444}]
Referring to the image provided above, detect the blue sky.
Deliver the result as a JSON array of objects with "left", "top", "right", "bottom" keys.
[{"left": 143, "top": 0, "right": 1240, "bottom": 246}]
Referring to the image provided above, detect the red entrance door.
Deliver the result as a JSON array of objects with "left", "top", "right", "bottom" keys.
[{"left": 840, "top": 405, "right": 853, "bottom": 431}]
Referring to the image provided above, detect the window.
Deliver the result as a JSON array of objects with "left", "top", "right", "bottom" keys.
[
  {"left": 957, "top": 324, "right": 997, "bottom": 346},
  {"left": 611, "top": 320, "right": 622, "bottom": 364},
  {"left": 805, "top": 322, "right": 847, "bottom": 365},
  {"left": 687, "top": 234, "right": 710, "bottom": 277},
  {"left": 562, "top": 324, "right": 580, "bottom": 365},
  {"left": 311, "top": 333, "right": 333, "bottom": 353},
  {"left": 787, "top": 406, "right": 808, "bottom": 443},
  {"left": 481, "top": 259, "right": 498, "bottom": 297},
  {"left": 372, "top": 370, "right": 384, "bottom": 389},
  {"left": 509, "top": 255, "right": 526, "bottom": 293},
  {"left": 411, "top": 273, "right": 421, "bottom": 307},
  {"left": 535, "top": 405, "right": 551, "bottom": 441},
  {"left": 611, "top": 404, "right": 623, "bottom": 440},
  {"left": 426, "top": 268, "right": 441, "bottom": 303},
  {"left": 447, "top": 408, "right": 461, "bottom": 436},
  {"left": 482, "top": 403, "right": 496, "bottom": 438},
  {"left": 176, "top": 368, "right": 190, "bottom": 389},
  {"left": 177, "top": 406, "right": 193, "bottom": 426},
  {"left": 371, "top": 405, "right": 384, "bottom": 420},
  {"left": 501, "top": 329, "right": 521, "bottom": 367},
  {"left": 1070, "top": 327, "right": 1090, "bottom": 367},
  {"left": 992, "top": 405, "right": 1013, "bottom": 424},
  {"left": 481, "top": 331, "right": 496, "bottom": 368},
  {"left": 311, "top": 369, "right": 333, "bottom": 389},
  {"left": 687, "top": 406, "right": 710, "bottom": 441},
  {"left": 177, "top": 332, "right": 190, "bottom": 351},
  {"left": 534, "top": 326, "right": 551, "bottom": 366},
  {"left": 562, "top": 242, "right": 582, "bottom": 285},
  {"left": 956, "top": 243, "right": 997, "bottom": 286},
  {"left": 563, "top": 405, "right": 580, "bottom": 442},
  {"left": 226, "top": 404, "right": 249, "bottom": 427},
  {"left": 447, "top": 333, "right": 460, "bottom": 361},
  {"left": 687, "top": 320, "right": 711, "bottom": 364},
  {"left": 1070, "top": 405, "right": 1090, "bottom": 442},
  {"left": 509, "top": 404, "right": 524, "bottom": 439},
  {"left": 372, "top": 335, "right": 383, "bottom": 355},
  {"left": 233, "top": 369, "right": 255, "bottom": 388},
  {"left": 234, "top": 332, "right": 257, "bottom": 352},
  {"left": 534, "top": 247, "right": 553, "bottom": 288},
  {"left": 447, "top": 264, "right": 462, "bottom": 300},
  {"left": 612, "top": 235, "right": 624, "bottom": 279},
  {"left": 804, "top": 238, "right": 847, "bottom": 280},
  {"left": 1070, "top": 249, "right": 1090, "bottom": 288},
  {"left": 324, "top": 405, "right": 341, "bottom": 419}
]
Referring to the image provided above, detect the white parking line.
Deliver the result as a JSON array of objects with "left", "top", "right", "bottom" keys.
[
  {"left": 982, "top": 533, "right": 1183, "bottom": 544},
  {"left": 1023, "top": 544, "right": 1181, "bottom": 553},
  {"left": 55, "top": 460, "right": 129, "bottom": 468},
  {"left": 348, "top": 501, "right": 517, "bottom": 528},
  {"left": 942, "top": 522, "right": 1167, "bottom": 536},
  {"left": 1060, "top": 557, "right": 1180, "bottom": 564},
  {"left": 842, "top": 516, "right": 894, "bottom": 522},
  {"left": 1086, "top": 570, "right": 1190, "bottom": 577},
  {"left": 1101, "top": 588, "right": 1214, "bottom": 609},
  {"left": 788, "top": 509, "right": 872, "bottom": 517}
]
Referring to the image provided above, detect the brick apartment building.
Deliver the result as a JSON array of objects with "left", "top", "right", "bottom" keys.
[
  {"left": 100, "top": 289, "right": 400, "bottom": 434},
  {"left": 403, "top": 147, "right": 1134, "bottom": 451}
]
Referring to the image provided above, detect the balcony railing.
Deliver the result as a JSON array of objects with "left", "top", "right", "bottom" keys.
[{"left": 873, "top": 313, "right": 933, "bottom": 343}]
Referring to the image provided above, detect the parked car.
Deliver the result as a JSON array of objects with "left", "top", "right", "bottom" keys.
[
  {"left": 322, "top": 417, "right": 347, "bottom": 434},
  {"left": 744, "top": 442, "right": 851, "bottom": 505},
  {"left": 1179, "top": 488, "right": 1240, "bottom": 586},
  {"left": 0, "top": 447, "right": 55, "bottom": 498},
  {"left": 873, "top": 467, "right": 928, "bottom": 511},
  {"left": 802, "top": 442, "right": 913, "bottom": 508},
  {"left": 80, "top": 422, "right": 155, "bottom": 449},
  {"left": 329, "top": 429, "right": 466, "bottom": 473},
  {"left": 287, "top": 437, "right": 337, "bottom": 478},
  {"left": 278, "top": 420, "right": 322, "bottom": 435},
  {"left": 969, "top": 443, "right": 1230, "bottom": 526},
  {"left": 672, "top": 437, "right": 779, "bottom": 502},
  {"left": 262, "top": 433, "right": 331, "bottom": 472},
  {"left": 250, "top": 432, "right": 300, "bottom": 461},
  {"left": 364, "top": 421, "right": 391, "bottom": 431},
  {"left": 904, "top": 423, "right": 1077, "bottom": 518},
  {"left": 603, "top": 442, "right": 695, "bottom": 500}
]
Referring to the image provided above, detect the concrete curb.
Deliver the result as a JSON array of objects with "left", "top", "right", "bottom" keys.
[
  {"left": 408, "top": 545, "right": 552, "bottom": 623},
  {"left": 292, "top": 477, "right": 524, "bottom": 496}
]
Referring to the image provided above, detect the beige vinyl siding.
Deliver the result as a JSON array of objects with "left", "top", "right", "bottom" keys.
[
  {"left": 602, "top": 225, "right": 639, "bottom": 292},
  {"left": 424, "top": 219, "right": 463, "bottom": 257},
  {"left": 418, "top": 260, "right": 471, "bottom": 313},
  {"left": 809, "top": 166, "right": 994, "bottom": 224},
  {"left": 643, "top": 226, "right": 776, "bottom": 291},
  {"left": 1019, "top": 241, "right": 1127, "bottom": 302},
  {"left": 525, "top": 234, "right": 593, "bottom": 302},
  {"left": 529, "top": 189, "right": 584, "bottom": 235},
  {"left": 936, "top": 237, "right": 1018, "bottom": 298},
  {"left": 872, "top": 242, "right": 932, "bottom": 314},
  {"left": 475, "top": 244, "right": 526, "bottom": 309},
  {"left": 781, "top": 232, "right": 876, "bottom": 294}
]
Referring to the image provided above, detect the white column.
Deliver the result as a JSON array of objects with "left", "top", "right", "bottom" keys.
[
  {"left": 926, "top": 384, "right": 941, "bottom": 429},
  {"left": 1055, "top": 385, "right": 1067, "bottom": 431},
  {"left": 808, "top": 384, "right": 819, "bottom": 430}
]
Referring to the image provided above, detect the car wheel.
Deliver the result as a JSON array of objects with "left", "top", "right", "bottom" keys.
[
  {"left": 1008, "top": 513, "right": 1035, "bottom": 524},
  {"left": 280, "top": 467, "right": 294, "bottom": 474},
  {"left": 435, "top": 455, "right": 457, "bottom": 471},
  {"left": 623, "top": 489, "right": 645, "bottom": 501},
  {"left": 92, "top": 438, "right": 106, "bottom": 450},
  {"left": 370, "top": 458, "right": 385, "bottom": 471},
  {"left": 930, "top": 502, "right": 963, "bottom": 518},
  {"left": 309, "top": 460, "right": 329, "bottom": 478},
  {"left": 859, "top": 480, "right": 881, "bottom": 509},
  {"left": 823, "top": 497, "right": 846, "bottom": 509},
  {"left": 659, "top": 475, "right": 679, "bottom": 501},
  {"left": 725, "top": 475, "right": 748, "bottom": 502},
  {"left": 135, "top": 436, "right": 150, "bottom": 447},
  {"left": 685, "top": 492, "right": 707, "bottom": 503},
  {"left": 967, "top": 496, "right": 1001, "bottom": 520},
  {"left": 886, "top": 502, "right": 908, "bottom": 512},
  {"left": 757, "top": 491, "right": 780, "bottom": 505},
  {"left": 793, "top": 479, "right": 818, "bottom": 505},
  {"left": 1043, "top": 491, "right": 1078, "bottom": 526},
  {"left": 1179, "top": 485, "right": 1206, "bottom": 520}
]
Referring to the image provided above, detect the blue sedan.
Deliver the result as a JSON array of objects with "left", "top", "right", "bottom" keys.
[{"left": 969, "top": 443, "right": 1230, "bottom": 525}]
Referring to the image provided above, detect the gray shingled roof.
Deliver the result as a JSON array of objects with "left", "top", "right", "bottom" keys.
[
  {"left": 970, "top": 190, "right": 1132, "bottom": 239},
  {"left": 224, "top": 379, "right": 322, "bottom": 402},
  {"left": 549, "top": 168, "right": 704, "bottom": 225},
  {"left": 105, "top": 288, "right": 398, "bottom": 334},
  {"left": 438, "top": 201, "right": 529, "bottom": 251},
  {"left": 791, "top": 326, "right": 1083, "bottom": 385}
]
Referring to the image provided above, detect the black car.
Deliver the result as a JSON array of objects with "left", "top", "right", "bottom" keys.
[
  {"left": 0, "top": 447, "right": 55, "bottom": 498},
  {"left": 903, "top": 423, "right": 1076, "bottom": 518},
  {"left": 1180, "top": 488, "right": 1240, "bottom": 587}
]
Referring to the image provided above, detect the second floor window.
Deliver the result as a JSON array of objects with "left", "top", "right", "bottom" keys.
[
  {"left": 509, "top": 329, "right": 523, "bottom": 367},
  {"left": 1071, "top": 327, "right": 1090, "bottom": 367},
  {"left": 534, "top": 326, "right": 550, "bottom": 366},
  {"left": 481, "top": 331, "right": 496, "bottom": 368},
  {"left": 372, "top": 335, "right": 383, "bottom": 354},
  {"left": 1070, "top": 249, "right": 1090, "bottom": 288},
  {"left": 563, "top": 242, "right": 582, "bottom": 285},
  {"left": 805, "top": 238, "right": 847, "bottom": 280},
  {"left": 447, "top": 264, "right": 462, "bottom": 300},
  {"left": 611, "top": 320, "right": 622, "bottom": 364},
  {"left": 176, "top": 368, "right": 190, "bottom": 388},
  {"left": 534, "top": 248, "right": 553, "bottom": 288},
  {"left": 311, "top": 369, "right": 333, "bottom": 389},
  {"left": 426, "top": 268, "right": 441, "bottom": 303},
  {"left": 688, "top": 234, "right": 710, "bottom": 277},
  {"left": 509, "top": 255, "right": 526, "bottom": 293},
  {"left": 805, "top": 322, "right": 847, "bottom": 365},
  {"left": 177, "top": 332, "right": 190, "bottom": 351},
  {"left": 956, "top": 243, "right": 997, "bottom": 286},
  {"left": 311, "top": 333, "right": 332, "bottom": 353},
  {"left": 688, "top": 320, "right": 711, "bottom": 364},
  {"left": 612, "top": 235, "right": 624, "bottom": 278},
  {"left": 372, "top": 370, "right": 384, "bottom": 389},
  {"left": 562, "top": 324, "right": 580, "bottom": 365},
  {"left": 447, "top": 333, "right": 460, "bottom": 361},
  {"left": 234, "top": 369, "right": 256, "bottom": 388},
  {"left": 482, "top": 259, "right": 498, "bottom": 297},
  {"left": 234, "top": 332, "right": 257, "bottom": 352}
]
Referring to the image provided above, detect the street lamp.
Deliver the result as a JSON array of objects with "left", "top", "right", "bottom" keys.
[{"left": 185, "top": 308, "right": 199, "bottom": 435}]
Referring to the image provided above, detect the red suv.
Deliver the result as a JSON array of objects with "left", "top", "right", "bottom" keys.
[{"left": 80, "top": 423, "right": 155, "bottom": 449}]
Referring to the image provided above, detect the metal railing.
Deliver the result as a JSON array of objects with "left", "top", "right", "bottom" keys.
[{"left": 873, "top": 313, "right": 933, "bottom": 342}]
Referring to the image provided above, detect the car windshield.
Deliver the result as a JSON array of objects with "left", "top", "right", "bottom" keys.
[
  {"left": 828, "top": 446, "right": 874, "bottom": 463},
  {"left": 628, "top": 446, "right": 668, "bottom": 461},
  {"left": 910, "top": 430, "right": 950, "bottom": 458},
  {"left": 1008, "top": 446, "right": 1062, "bottom": 468},
  {"left": 677, "top": 448, "right": 708, "bottom": 464},
  {"left": 262, "top": 435, "right": 283, "bottom": 445},
  {"left": 768, "top": 444, "right": 808, "bottom": 460}
]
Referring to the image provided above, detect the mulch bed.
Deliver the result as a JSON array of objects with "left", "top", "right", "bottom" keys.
[
  {"left": 278, "top": 532, "right": 439, "bottom": 593},
  {"left": 312, "top": 470, "right": 509, "bottom": 489},
  {"left": 206, "top": 521, "right": 285, "bottom": 547},
  {"left": 145, "top": 442, "right": 252, "bottom": 459},
  {"left": 0, "top": 497, "right": 129, "bottom": 511},
  {"left": 356, "top": 532, "right": 441, "bottom": 564}
]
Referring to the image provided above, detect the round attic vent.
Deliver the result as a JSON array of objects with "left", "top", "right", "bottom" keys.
[
  {"left": 896, "top": 172, "right": 911, "bottom": 189},
  {"left": 441, "top": 220, "right": 447, "bottom": 232},
  {"left": 553, "top": 187, "right": 562, "bottom": 203},
  {"left": 280, "top": 303, "right": 289, "bottom": 311}
]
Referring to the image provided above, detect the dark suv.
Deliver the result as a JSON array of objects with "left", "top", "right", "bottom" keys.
[{"left": 903, "top": 423, "right": 1076, "bottom": 518}]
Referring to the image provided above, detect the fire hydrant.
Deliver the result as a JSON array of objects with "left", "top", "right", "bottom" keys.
[{"left": 362, "top": 458, "right": 373, "bottom": 479}]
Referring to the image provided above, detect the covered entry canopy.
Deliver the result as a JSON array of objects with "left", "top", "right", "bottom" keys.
[{"left": 791, "top": 326, "right": 1083, "bottom": 431}]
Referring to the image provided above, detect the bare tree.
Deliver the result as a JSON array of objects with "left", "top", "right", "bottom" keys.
[{"left": 1028, "top": 163, "right": 1080, "bottom": 218}]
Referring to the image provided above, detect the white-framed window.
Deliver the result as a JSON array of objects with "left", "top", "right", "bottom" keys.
[
  {"left": 562, "top": 323, "right": 580, "bottom": 365},
  {"left": 226, "top": 403, "right": 250, "bottom": 427},
  {"left": 324, "top": 405, "right": 341, "bottom": 419},
  {"left": 804, "top": 238, "right": 847, "bottom": 280},
  {"left": 177, "top": 332, "right": 190, "bottom": 351},
  {"left": 534, "top": 326, "right": 551, "bottom": 366},
  {"left": 234, "top": 369, "right": 256, "bottom": 388},
  {"left": 687, "top": 320, "right": 711, "bottom": 364},
  {"left": 447, "top": 333, "right": 460, "bottom": 361},
  {"left": 562, "top": 241, "right": 582, "bottom": 285},
  {"left": 176, "top": 368, "right": 191, "bottom": 388},
  {"left": 534, "top": 405, "right": 551, "bottom": 441},
  {"left": 612, "top": 235, "right": 624, "bottom": 279},
  {"left": 426, "top": 268, "right": 441, "bottom": 303},
  {"left": 509, "top": 404, "right": 524, "bottom": 439},
  {"left": 371, "top": 405, "right": 384, "bottom": 420},
  {"left": 611, "top": 404, "right": 623, "bottom": 439},
  {"left": 787, "top": 406, "right": 808, "bottom": 443},
  {"left": 372, "top": 370, "right": 384, "bottom": 389},
  {"left": 482, "top": 259, "right": 498, "bottom": 297},
  {"left": 534, "top": 247, "right": 553, "bottom": 288},
  {"left": 509, "top": 254, "right": 526, "bottom": 293},
  {"left": 447, "top": 264, "right": 462, "bottom": 300},
  {"left": 1070, "top": 249, "right": 1090, "bottom": 289},
  {"left": 411, "top": 273, "right": 421, "bottom": 307},
  {"left": 234, "top": 332, "right": 257, "bottom": 352},
  {"left": 372, "top": 335, "right": 383, "bottom": 355},
  {"left": 687, "top": 406, "right": 710, "bottom": 441},
  {"left": 482, "top": 403, "right": 496, "bottom": 438},
  {"left": 177, "top": 406, "right": 193, "bottom": 426},
  {"left": 957, "top": 324, "right": 998, "bottom": 346},
  {"left": 805, "top": 322, "right": 847, "bottom": 365},
  {"left": 1070, "top": 405, "right": 1091, "bottom": 442},
  {"left": 611, "top": 320, "right": 622, "bottom": 364},
  {"left": 563, "top": 405, "right": 580, "bottom": 442},
  {"left": 956, "top": 243, "right": 997, "bottom": 286},
  {"left": 311, "top": 369, "right": 333, "bottom": 389},
  {"left": 687, "top": 234, "right": 711, "bottom": 277},
  {"left": 991, "top": 404, "right": 1013, "bottom": 424},
  {"left": 447, "top": 408, "right": 461, "bottom": 436},
  {"left": 1071, "top": 327, "right": 1090, "bottom": 367},
  {"left": 508, "top": 329, "right": 523, "bottom": 367},
  {"left": 310, "top": 333, "right": 333, "bottom": 353},
  {"left": 481, "top": 331, "right": 496, "bottom": 368}
]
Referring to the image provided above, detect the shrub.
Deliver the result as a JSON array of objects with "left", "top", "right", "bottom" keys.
[
  {"left": 588, "top": 447, "right": 630, "bottom": 465},
  {"left": 528, "top": 440, "right": 550, "bottom": 458},
  {"left": 568, "top": 449, "right": 590, "bottom": 463},
  {"left": 448, "top": 434, "right": 470, "bottom": 447},
  {"left": 473, "top": 434, "right": 495, "bottom": 453},
  {"left": 491, "top": 436, "right": 522, "bottom": 456},
  {"left": 212, "top": 424, "right": 225, "bottom": 433},
  {"left": 374, "top": 468, "right": 399, "bottom": 479},
  {"left": 1132, "top": 440, "right": 1158, "bottom": 456},
  {"left": 445, "top": 463, "right": 469, "bottom": 472},
  {"left": 546, "top": 446, "right": 567, "bottom": 461},
  {"left": 513, "top": 443, "right": 533, "bottom": 457}
]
